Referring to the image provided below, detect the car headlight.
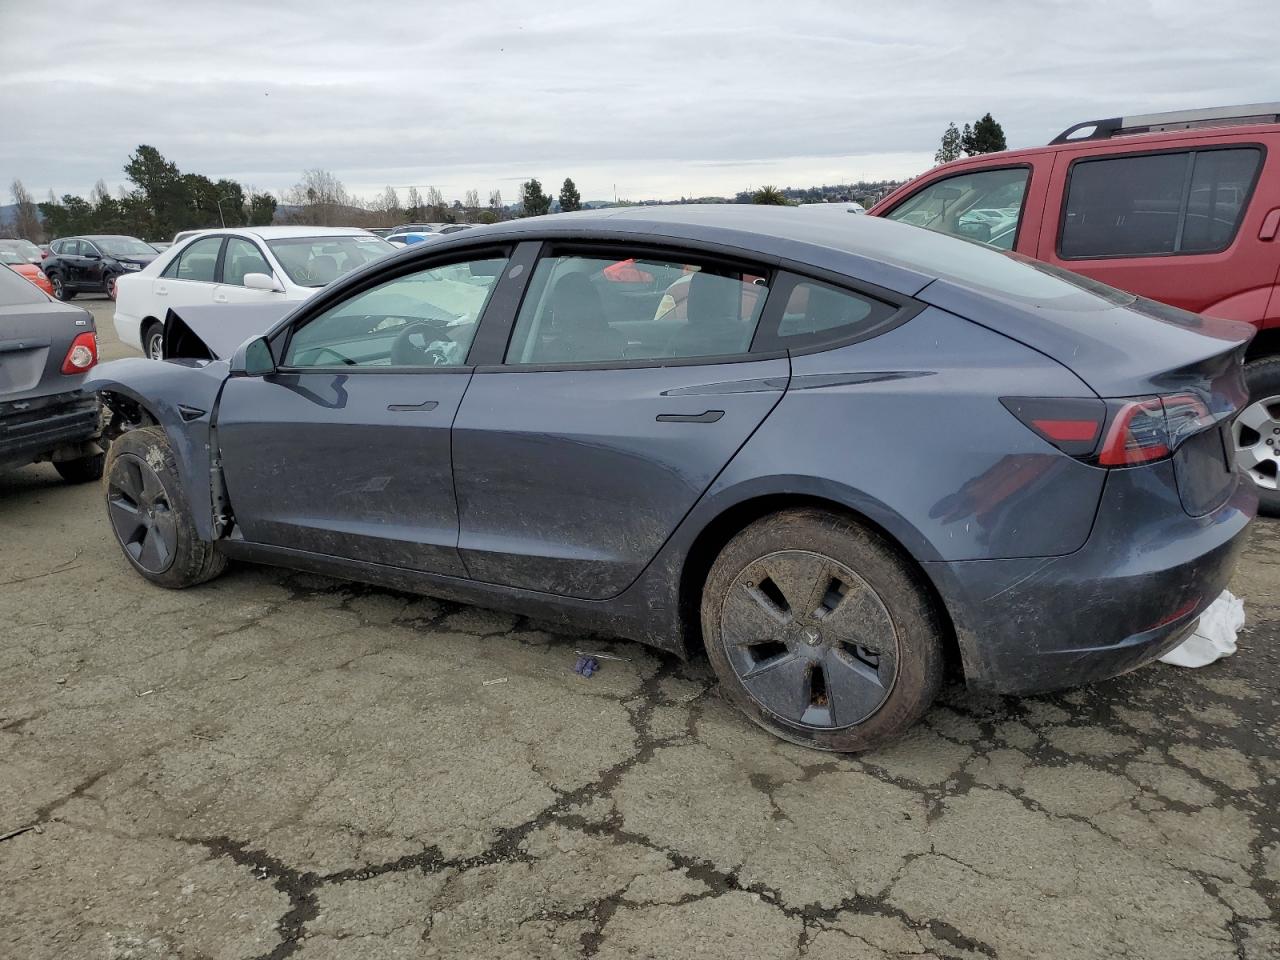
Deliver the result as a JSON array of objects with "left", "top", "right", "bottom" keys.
[{"left": 120, "top": 262, "right": 141, "bottom": 271}]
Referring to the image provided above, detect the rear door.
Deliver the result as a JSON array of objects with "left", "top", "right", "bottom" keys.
[
  {"left": 1036, "top": 136, "right": 1275, "bottom": 320},
  {"left": 154, "top": 235, "right": 223, "bottom": 312},
  {"left": 452, "top": 243, "right": 789, "bottom": 600},
  {"left": 214, "top": 248, "right": 512, "bottom": 574}
]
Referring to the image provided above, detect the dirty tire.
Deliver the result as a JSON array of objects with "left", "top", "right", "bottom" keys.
[
  {"left": 1239, "top": 357, "right": 1280, "bottom": 517},
  {"left": 702, "top": 509, "right": 944, "bottom": 752},
  {"left": 54, "top": 452, "right": 105, "bottom": 484},
  {"left": 103, "top": 425, "right": 226, "bottom": 588},
  {"left": 142, "top": 322, "right": 163, "bottom": 360}
]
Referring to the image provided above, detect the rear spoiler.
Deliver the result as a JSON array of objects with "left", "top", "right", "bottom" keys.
[{"left": 162, "top": 302, "right": 296, "bottom": 360}]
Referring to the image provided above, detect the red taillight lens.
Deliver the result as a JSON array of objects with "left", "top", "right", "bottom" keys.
[
  {"left": 61, "top": 331, "right": 98, "bottom": 374},
  {"left": 1097, "top": 398, "right": 1169, "bottom": 466},
  {"left": 1000, "top": 397, "right": 1107, "bottom": 458}
]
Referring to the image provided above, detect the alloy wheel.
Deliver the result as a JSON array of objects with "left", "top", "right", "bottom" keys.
[
  {"left": 718, "top": 549, "right": 899, "bottom": 729},
  {"left": 107, "top": 453, "right": 177, "bottom": 574},
  {"left": 146, "top": 329, "right": 163, "bottom": 360},
  {"left": 51, "top": 276, "right": 65, "bottom": 299},
  {"left": 1233, "top": 396, "right": 1280, "bottom": 491},
  {"left": 106, "top": 275, "right": 117, "bottom": 300}
]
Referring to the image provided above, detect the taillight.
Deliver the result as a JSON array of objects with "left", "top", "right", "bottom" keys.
[
  {"left": 1003, "top": 393, "right": 1215, "bottom": 468},
  {"left": 61, "top": 331, "right": 98, "bottom": 374}
]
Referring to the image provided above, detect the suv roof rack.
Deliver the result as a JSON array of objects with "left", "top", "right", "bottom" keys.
[{"left": 1050, "top": 103, "right": 1280, "bottom": 145}]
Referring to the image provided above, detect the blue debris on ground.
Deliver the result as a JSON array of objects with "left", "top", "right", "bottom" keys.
[{"left": 573, "top": 655, "right": 599, "bottom": 678}]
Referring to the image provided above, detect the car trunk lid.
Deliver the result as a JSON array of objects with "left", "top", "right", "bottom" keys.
[{"left": 0, "top": 300, "right": 96, "bottom": 403}]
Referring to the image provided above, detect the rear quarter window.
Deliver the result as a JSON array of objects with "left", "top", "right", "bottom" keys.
[{"left": 0, "top": 264, "right": 46, "bottom": 305}]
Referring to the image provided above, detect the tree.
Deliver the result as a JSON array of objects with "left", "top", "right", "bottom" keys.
[
  {"left": 960, "top": 114, "right": 1006, "bottom": 156},
  {"left": 488, "top": 189, "right": 503, "bottom": 218},
  {"left": 463, "top": 188, "right": 480, "bottom": 213},
  {"left": 9, "top": 179, "right": 42, "bottom": 241},
  {"left": 424, "top": 186, "right": 445, "bottom": 220},
  {"left": 379, "top": 185, "right": 401, "bottom": 224},
  {"left": 558, "top": 177, "right": 581, "bottom": 213},
  {"left": 750, "top": 185, "right": 790, "bottom": 205},
  {"left": 283, "top": 168, "right": 349, "bottom": 225},
  {"left": 520, "top": 179, "right": 551, "bottom": 217},
  {"left": 124, "top": 145, "right": 186, "bottom": 236},
  {"left": 935, "top": 122, "right": 962, "bottom": 164},
  {"left": 406, "top": 186, "right": 423, "bottom": 220},
  {"left": 248, "top": 192, "right": 277, "bottom": 226}
]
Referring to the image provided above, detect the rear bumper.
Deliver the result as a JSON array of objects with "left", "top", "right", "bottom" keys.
[
  {"left": 0, "top": 390, "right": 101, "bottom": 470},
  {"left": 924, "top": 460, "right": 1257, "bottom": 695}
]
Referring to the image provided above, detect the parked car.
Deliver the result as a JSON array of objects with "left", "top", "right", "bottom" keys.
[
  {"left": 0, "top": 247, "right": 55, "bottom": 296},
  {"left": 87, "top": 206, "right": 1255, "bottom": 752},
  {"left": 385, "top": 232, "right": 435, "bottom": 247},
  {"left": 113, "top": 226, "right": 397, "bottom": 359},
  {"left": 870, "top": 102, "right": 1280, "bottom": 514},
  {"left": 0, "top": 263, "right": 103, "bottom": 481},
  {"left": 0, "top": 238, "right": 45, "bottom": 264},
  {"left": 41, "top": 235, "right": 158, "bottom": 301}
]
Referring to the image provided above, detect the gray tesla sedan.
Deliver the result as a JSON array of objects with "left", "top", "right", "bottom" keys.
[{"left": 86, "top": 206, "right": 1257, "bottom": 751}]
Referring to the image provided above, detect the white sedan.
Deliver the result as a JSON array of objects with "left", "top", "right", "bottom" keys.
[{"left": 114, "top": 226, "right": 396, "bottom": 358}]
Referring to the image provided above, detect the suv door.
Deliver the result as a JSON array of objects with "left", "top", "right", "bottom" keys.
[
  {"left": 63, "top": 240, "right": 90, "bottom": 287},
  {"left": 213, "top": 250, "right": 512, "bottom": 573},
  {"left": 155, "top": 235, "right": 224, "bottom": 313},
  {"left": 1037, "top": 140, "right": 1274, "bottom": 319},
  {"left": 451, "top": 244, "right": 790, "bottom": 600}
]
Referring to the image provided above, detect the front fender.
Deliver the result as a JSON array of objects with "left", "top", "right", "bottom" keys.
[{"left": 85, "top": 357, "right": 231, "bottom": 541}]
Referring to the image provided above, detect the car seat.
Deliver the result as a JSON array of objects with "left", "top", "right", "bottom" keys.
[{"left": 666, "top": 272, "right": 751, "bottom": 357}]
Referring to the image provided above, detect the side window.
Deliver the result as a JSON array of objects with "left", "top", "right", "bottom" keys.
[
  {"left": 222, "top": 237, "right": 272, "bottom": 285},
  {"left": 505, "top": 253, "right": 767, "bottom": 365},
  {"left": 884, "top": 167, "right": 1029, "bottom": 250},
  {"left": 283, "top": 256, "right": 507, "bottom": 368},
  {"left": 163, "top": 236, "right": 222, "bottom": 281},
  {"left": 1060, "top": 147, "right": 1261, "bottom": 258},
  {"left": 754, "top": 277, "right": 899, "bottom": 352}
]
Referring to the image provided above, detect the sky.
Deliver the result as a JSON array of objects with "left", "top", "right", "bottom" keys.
[{"left": 1, "top": 0, "right": 1276, "bottom": 205}]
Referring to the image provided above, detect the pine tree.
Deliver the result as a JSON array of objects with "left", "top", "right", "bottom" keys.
[
  {"left": 961, "top": 114, "right": 1007, "bottom": 155},
  {"left": 558, "top": 177, "right": 581, "bottom": 212},
  {"left": 935, "top": 123, "right": 962, "bottom": 164},
  {"left": 521, "top": 179, "right": 551, "bottom": 217}
]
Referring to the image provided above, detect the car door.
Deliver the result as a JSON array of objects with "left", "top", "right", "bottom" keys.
[
  {"left": 1036, "top": 140, "right": 1273, "bottom": 318},
  {"left": 213, "top": 236, "right": 284, "bottom": 305},
  {"left": 64, "top": 240, "right": 91, "bottom": 287},
  {"left": 451, "top": 243, "right": 790, "bottom": 600},
  {"left": 155, "top": 235, "right": 223, "bottom": 312},
  {"left": 79, "top": 240, "right": 108, "bottom": 290},
  {"left": 214, "top": 248, "right": 513, "bottom": 574}
]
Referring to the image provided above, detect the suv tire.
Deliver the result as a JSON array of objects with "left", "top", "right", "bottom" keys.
[{"left": 1238, "top": 358, "right": 1280, "bottom": 517}]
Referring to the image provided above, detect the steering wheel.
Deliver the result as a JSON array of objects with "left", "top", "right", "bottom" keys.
[{"left": 390, "top": 320, "right": 454, "bottom": 366}]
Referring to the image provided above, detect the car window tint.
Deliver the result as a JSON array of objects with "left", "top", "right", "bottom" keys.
[
  {"left": 284, "top": 257, "right": 507, "bottom": 368},
  {"left": 1060, "top": 148, "right": 1261, "bottom": 258},
  {"left": 774, "top": 281, "right": 896, "bottom": 342},
  {"left": 884, "top": 167, "right": 1028, "bottom": 250},
  {"left": 223, "top": 238, "right": 272, "bottom": 286},
  {"left": 164, "top": 236, "right": 222, "bottom": 282},
  {"left": 505, "top": 254, "right": 767, "bottom": 365}
]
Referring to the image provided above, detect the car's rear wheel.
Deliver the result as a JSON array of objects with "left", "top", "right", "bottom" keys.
[
  {"left": 142, "top": 322, "right": 163, "bottom": 360},
  {"left": 104, "top": 426, "right": 226, "bottom": 588},
  {"left": 702, "top": 509, "right": 944, "bottom": 752},
  {"left": 54, "top": 452, "right": 105, "bottom": 484},
  {"left": 1236, "top": 358, "right": 1280, "bottom": 517},
  {"left": 50, "top": 274, "right": 73, "bottom": 301}
]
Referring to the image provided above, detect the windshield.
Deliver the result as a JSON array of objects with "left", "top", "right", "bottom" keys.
[
  {"left": 267, "top": 235, "right": 396, "bottom": 287},
  {"left": 0, "top": 239, "right": 41, "bottom": 262},
  {"left": 96, "top": 237, "right": 155, "bottom": 257}
]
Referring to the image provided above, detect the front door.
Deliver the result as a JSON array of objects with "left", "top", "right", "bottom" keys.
[
  {"left": 214, "top": 251, "right": 511, "bottom": 574},
  {"left": 452, "top": 246, "right": 789, "bottom": 600},
  {"left": 155, "top": 235, "right": 224, "bottom": 313}
]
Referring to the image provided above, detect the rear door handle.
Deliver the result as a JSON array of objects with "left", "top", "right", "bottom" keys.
[
  {"left": 656, "top": 410, "right": 724, "bottom": 423},
  {"left": 387, "top": 400, "right": 439, "bottom": 412}
]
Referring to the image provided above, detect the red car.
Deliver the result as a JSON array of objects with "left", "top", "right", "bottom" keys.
[
  {"left": 870, "top": 103, "right": 1280, "bottom": 513},
  {"left": 0, "top": 248, "right": 55, "bottom": 296}
]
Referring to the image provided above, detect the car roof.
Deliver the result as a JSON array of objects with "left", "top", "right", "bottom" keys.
[{"left": 176, "top": 226, "right": 378, "bottom": 240}]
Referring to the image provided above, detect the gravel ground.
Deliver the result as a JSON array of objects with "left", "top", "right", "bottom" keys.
[{"left": 1, "top": 297, "right": 1276, "bottom": 959}]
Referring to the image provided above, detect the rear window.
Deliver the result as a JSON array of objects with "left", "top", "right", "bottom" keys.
[
  {"left": 1059, "top": 147, "right": 1262, "bottom": 259},
  {"left": 0, "top": 263, "right": 47, "bottom": 305}
]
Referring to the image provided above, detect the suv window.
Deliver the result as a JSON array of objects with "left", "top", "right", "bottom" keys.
[
  {"left": 505, "top": 253, "right": 767, "bottom": 364},
  {"left": 1060, "top": 147, "right": 1262, "bottom": 259},
  {"left": 284, "top": 256, "right": 507, "bottom": 368},
  {"left": 163, "top": 236, "right": 223, "bottom": 282},
  {"left": 884, "top": 167, "right": 1029, "bottom": 250},
  {"left": 222, "top": 237, "right": 272, "bottom": 286}
]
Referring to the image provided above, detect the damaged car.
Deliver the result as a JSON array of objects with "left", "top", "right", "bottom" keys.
[{"left": 86, "top": 206, "right": 1257, "bottom": 751}]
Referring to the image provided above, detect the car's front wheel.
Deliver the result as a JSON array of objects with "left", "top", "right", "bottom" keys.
[
  {"left": 702, "top": 509, "right": 944, "bottom": 752},
  {"left": 1236, "top": 358, "right": 1280, "bottom": 517},
  {"left": 104, "top": 426, "right": 227, "bottom": 588}
]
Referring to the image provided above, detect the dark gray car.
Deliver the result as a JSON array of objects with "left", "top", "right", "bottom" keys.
[
  {"left": 0, "top": 264, "right": 104, "bottom": 481},
  {"left": 85, "top": 206, "right": 1257, "bottom": 751}
]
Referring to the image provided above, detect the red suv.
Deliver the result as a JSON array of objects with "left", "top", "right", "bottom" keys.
[{"left": 870, "top": 103, "right": 1280, "bottom": 514}]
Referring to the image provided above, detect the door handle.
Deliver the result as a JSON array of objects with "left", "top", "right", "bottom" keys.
[
  {"left": 1260, "top": 207, "right": 1280, "bottom": 242},
  {"left": 214, "top": 293, "right": 228, "bottom": 303},
  {"left": 387, "top": 400, "right": 439, "bottom": 412},
  {"left": 656, "top": 410, "right": 724, "bottom": 423}
]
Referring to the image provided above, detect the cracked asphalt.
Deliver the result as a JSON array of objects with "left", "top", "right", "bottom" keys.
[{"left": 1, "top": 300, "right": 1277, "bottom": 959}]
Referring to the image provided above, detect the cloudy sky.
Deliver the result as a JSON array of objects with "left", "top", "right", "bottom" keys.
[{"left": 1, "top": 0, "right": 1274, "bottom": 205}]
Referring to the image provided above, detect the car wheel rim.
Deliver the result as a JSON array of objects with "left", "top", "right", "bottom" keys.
[
  {"left": 107, "top": 277, "right": 116, "bottom": 298},
  {"left": 1233, "top": 396, "right": 1280, "bottom": 491},
  {"left": 147, "top": 332, "right": 163, "bottom": 360},
  {"left": 719, "top": 549, "right": 899, "bottom": 729},
  {"left": 52, "top": 278, "right": 63, "bottom": 298},
  {"left": 107, "top": 453, "right": 177, "bottom": 574}
]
